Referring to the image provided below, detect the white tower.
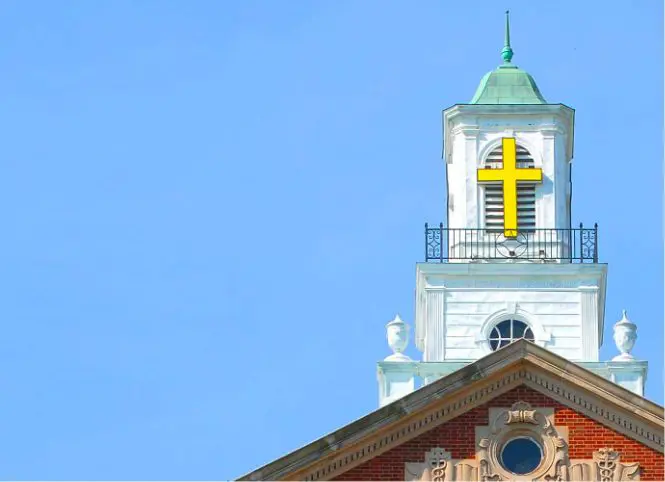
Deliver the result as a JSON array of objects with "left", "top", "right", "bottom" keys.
[{"left": 378, "top": 13, "right": 647, "bottom": 406}]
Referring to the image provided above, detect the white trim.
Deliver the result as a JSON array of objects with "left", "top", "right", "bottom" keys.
[
  {"left": 477, "top": 135, "right": 544, "bottom": 168},
  {"left": 439, "top": 287, "right": 588, "bottom": 292}
]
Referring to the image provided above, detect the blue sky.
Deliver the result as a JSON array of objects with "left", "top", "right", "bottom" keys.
[{"left": 0, "top": 1, "right": 661, "bottom": 480}]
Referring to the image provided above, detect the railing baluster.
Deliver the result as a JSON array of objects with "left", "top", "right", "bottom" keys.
[
  {"left": 439, "top": 223, "right": 444, "bottom": 263},
  {"left": 475, "top": 227, "right": 479, "bottom": 260},
  {"left": 424, "top": 223, "right": 429, "bottom": 261},
  {"left": 451, "top": 227, "right": 455, "bottom": 261},
  {"left": 594, "top": 223, "right": 598, "bottom": 263},
  {"left": 578, "top": 223, "right": 584, "bottom": 263}
]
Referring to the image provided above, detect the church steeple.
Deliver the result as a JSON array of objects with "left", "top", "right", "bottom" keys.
[{"left": 378, "top": 12, "right": 648, "bottom": 407}]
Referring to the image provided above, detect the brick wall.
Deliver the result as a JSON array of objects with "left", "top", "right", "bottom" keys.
[{"left": 333, "top": 385, "right": 664, "bottom": 481}]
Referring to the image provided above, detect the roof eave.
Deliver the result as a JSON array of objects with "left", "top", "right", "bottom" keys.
[{"left": 236, "top": 340, "right": 663, "bottom": 481}]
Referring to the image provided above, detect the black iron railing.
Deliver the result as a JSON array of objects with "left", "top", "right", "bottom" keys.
[{"left": 424, "top": 224, "right": 598, "bottom": 263}]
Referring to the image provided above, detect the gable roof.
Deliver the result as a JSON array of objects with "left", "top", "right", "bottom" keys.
[{"left": 237, "top": 340, "right": 664, "bottom": 481}]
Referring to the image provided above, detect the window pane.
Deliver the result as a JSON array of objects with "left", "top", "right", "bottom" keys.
[
  {"left": 489, "top": 320, "right": 535, "bottom": 351},
  {"left": 501, "top": 438, "right": 542, "bottom": 475},
  {"left": 524, "top": 328, "right": 534, "bottom": 341},
  {"left": 513, "top": 321, "right": 526, "bottom": 338}
]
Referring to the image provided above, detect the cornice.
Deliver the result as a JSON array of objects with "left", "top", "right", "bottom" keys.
[
  {"left": 416, "top": 261, "right": 608, "bottom": 281},
  {"left": 442, "top": 104, "right": 576, "bottom": 161},
  {"left": 443, "top": 103, "right": 575, "bottom": 120},
  {"left": 238, "top": 342, "right": 663, "bottom": 482}
]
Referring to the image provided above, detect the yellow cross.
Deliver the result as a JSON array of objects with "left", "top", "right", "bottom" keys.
[{"left": 477, "top": 138, "right": 542, "bottom": 238}]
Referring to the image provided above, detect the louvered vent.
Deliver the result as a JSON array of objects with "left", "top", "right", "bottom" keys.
[{"left": 483, "top": 145, "right": 536, "bottom": 232}]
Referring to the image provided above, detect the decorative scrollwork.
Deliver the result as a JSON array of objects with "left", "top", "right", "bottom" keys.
[
  {"left": 595, "top": 448, "right": 618, "bottom": 482},
  {"left": 494, "top": 232, "right": 529, "bottom": 258},
  {"left": 482, "top": 402, "right": 570, "bottom": 480},
  {"left": 426, "top": 224, "right": 443, "bottom": 260},
  {"left": 430, "top": 460, "right": 446, "bottom": 482},
  {"left": 580, "top": 227, "right": 597, "bottom": 260},
  {"left": 478, "top": 439, "right": 504, "bottom": 481}
]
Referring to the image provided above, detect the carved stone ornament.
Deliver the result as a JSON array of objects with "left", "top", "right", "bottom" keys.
[
  {"left": 476, "top": 401, "right": 569, "bottom": 481},
  {"left": 505, "top": 401, "right": 537, "bottom": 425},
  {"left": 570, "top": 447, "right": 640, "bottom": 481},
  {"left": 405, "top": 403, "right": 641, "bottom": 481},
  {"left": 406, "top": 448, "right": 447, "bottom": 481},
  {"left": 405, "top": 446, "right": 478, "bottom": 481}
]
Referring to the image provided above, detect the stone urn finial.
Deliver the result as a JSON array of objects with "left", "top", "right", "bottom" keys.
[
  {"left": 612, "top": 310, "right": 637, "bottom": 361},
  {"left": 385, "top": 314, "right": 412, "bottom": 361}
]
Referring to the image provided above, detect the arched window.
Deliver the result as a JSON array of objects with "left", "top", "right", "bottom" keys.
[
  {"left": 483, "top": 144, "right": 537, "bottom": 232},
  {"left": 489, "top": 319, "right": 534, "bottom": 350}
]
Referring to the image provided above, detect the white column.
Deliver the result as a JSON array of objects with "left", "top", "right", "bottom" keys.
[
  {"left": 462, "top": 128, "right": 479, "bottom": 229},
  {"left": 424, "top": 289, "right": 445, "bottom": 362},
  {"left": 539, "top": 129, "right": 556, "bottom": 231},
  {"left": 579, "top": 286, "right": 600, "bottom": 361},
  {"left": 415, "top": 275, "right": 427, "bottom": 352}
]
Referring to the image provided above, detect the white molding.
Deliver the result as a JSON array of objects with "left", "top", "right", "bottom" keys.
[
  {"left": 477, "top": 133, "right": 545, "bottom": 168},
  {"left": 416, "top": 261, "right": 607, "bottom": 277}
]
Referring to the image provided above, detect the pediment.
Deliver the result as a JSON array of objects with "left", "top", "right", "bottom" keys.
[{"left": 238, "top": 341, "right": 663, "bottom": 481}]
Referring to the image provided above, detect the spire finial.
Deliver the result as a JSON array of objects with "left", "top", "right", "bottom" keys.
[{"left": 501, "top": 10, "right": 514, "bottom": 63}]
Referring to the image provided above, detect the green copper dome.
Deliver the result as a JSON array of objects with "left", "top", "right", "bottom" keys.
[
  {"left": 470, "top": 65, "right": 546, "bottom": 104},
  {"left": 470, "top": 11, "right": 547, "bottom": 105}
]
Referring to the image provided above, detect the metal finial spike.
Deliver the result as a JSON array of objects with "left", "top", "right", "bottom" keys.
[{"left": 502, "top": 10, "right": 514, "bottom": 63}]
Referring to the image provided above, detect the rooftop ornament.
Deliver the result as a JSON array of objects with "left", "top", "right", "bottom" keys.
[
  {"left": 385, "top": 315, "right": 412, "bottom": 361},
  {"left": 612, "top": 310, "right": 638, "bottom": 361},
  {"left": 501, "top": 10, "right": 513, "bottom": 64}
]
